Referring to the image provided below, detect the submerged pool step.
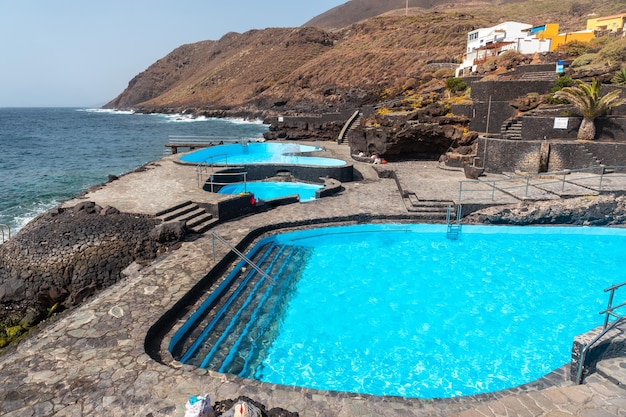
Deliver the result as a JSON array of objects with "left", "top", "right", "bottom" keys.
[
  {"left": 198, "top": 246, "right": 308, "bottom": 371},
  {"left": 175, "top": 243, "right": 280, "bottom": 362},
  {"left": 177, "top": 243, "right": 309, "bottom": 369},
  {"left": 216, "top": 247, "right": 309, "bottom": 375}
]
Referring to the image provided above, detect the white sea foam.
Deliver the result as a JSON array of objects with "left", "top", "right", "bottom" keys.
[
  {"left": 4, "top": 200, "right": 60, "bottom": 238},
  {"left": 163, "top": 113, "right": 210, "bottom": 123},
  {"left": 82, "top": 108, "right": 136, "bottom": 115}
]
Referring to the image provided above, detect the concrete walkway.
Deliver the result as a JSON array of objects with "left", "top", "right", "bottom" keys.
[{"left": 2, "top": 142, "right": 626, "bottom": 417}]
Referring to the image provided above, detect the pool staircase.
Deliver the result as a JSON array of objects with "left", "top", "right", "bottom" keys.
[
  {"left": 155, "top": 201, "right": 217, "bottom": 234},
  {"left": 170, "top": 237, "right": 311, "bottom": 378}
]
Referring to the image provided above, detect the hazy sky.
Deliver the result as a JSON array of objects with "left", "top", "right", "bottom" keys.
[{"left": 0, "top": 0, "right": 346, "bottom": 107}]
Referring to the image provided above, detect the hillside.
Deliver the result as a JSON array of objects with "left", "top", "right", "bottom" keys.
[{"left": 104, "top": 0, "right": 626, "bottom": 117}]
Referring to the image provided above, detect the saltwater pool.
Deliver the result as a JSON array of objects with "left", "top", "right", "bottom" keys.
[
  {"left": 217, "top": 181, "right": 323, "bottom": 202},
  {"left": 170, "top": 224, "right": 626, "bottom": 398},
  {"left": 179, "top": 142, "right": 346, "bottom": 167}
]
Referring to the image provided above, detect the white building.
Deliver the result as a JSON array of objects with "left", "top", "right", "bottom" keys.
[{"left": 456, "top": 21, "right": 551, "bottom": 77}]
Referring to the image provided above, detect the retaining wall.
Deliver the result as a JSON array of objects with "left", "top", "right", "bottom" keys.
[{"left": 477, "top": 137, "right": 626, "bottom": 173}]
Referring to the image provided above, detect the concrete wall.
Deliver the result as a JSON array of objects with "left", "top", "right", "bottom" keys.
[{"left": 204, "top": 163, "right": 354, "bottom": 189}]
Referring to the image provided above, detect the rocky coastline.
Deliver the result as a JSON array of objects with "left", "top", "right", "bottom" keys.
[{"left": 0, "top": 200, "right": 184, "bottom": 349}]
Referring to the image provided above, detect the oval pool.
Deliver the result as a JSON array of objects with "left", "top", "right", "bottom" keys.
[
  {"left": 179, "top": 142, "right": 346, "bottom": 167},
  {"left": 217, "top": 182, "right": 323, "bottom": 202},
  {"left": 170, "top": 224, "right": 626, "bottom": 398}
]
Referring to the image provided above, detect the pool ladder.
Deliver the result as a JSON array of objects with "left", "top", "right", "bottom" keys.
[
  {"left": 576, "top": 281, "right": 626, "bottom": 384},
  {"left": 446, "top": 204, "right": 462, "bottom": 240}
]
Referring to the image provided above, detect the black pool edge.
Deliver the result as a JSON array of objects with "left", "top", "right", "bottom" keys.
[{"left": 144, "top": 215, "right": 584, "bottom": 406}]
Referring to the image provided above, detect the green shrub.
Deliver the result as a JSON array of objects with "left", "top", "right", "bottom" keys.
[
  {"left": 598, "top": 38, "right": 626, "bottom": 65},
  {"left": 547, "top": 76, "right": 576, "bottom": 104},
  {"left": 445, "top": 77, "right": 467, "bottom": 93},
  {"left": 555, "top": 40, "right": 589, "bottom": 57},
  {"left": 571, "top": 53, "right": 597, "bottom": 67},
  {"left": 552, "top": 75, "right": 575, "bottom": 92}
]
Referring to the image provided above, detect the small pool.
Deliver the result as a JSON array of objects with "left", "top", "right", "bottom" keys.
[
  {"left": 179, "top": 142, "right": 346, "bottom": 167},
  {"left": 217, "top": 182, "right": 323, "bottom": 202},
  {"left": 170, "top": 224, "right": 626, "bottom": 398}
]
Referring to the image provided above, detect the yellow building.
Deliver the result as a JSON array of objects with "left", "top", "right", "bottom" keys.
[
  {"left": 550, "top": 29, "right": 595, "bottom": 50},
  {"left": 527, "top": 23, "right": 595, "bottom": 51},
  {"left": 586, "top": 13, "right": 626, "bottom": 33}
]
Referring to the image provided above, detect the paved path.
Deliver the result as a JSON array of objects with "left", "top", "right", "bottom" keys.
[{"left": 2, "top": 142, "right": 626, "bottom": 416}]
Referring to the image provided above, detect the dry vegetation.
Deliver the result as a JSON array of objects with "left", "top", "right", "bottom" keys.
[{"left": 104, "top": 0, "right": 626, "bottom": 116}]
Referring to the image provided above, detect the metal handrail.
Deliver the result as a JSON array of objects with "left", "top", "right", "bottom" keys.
[
  {"left": 195, "top": 154, "right": 230, "bottom": 188},
  {"left": 0, "top": 224, "right": 11, "bottom": 243},
  {"left": 211, "top": 232, "right": 275, "bottom": 284},
  {"left": 459, "top": 165, "right": 626, "bottom": 203},
  {"left": 576, "top": 281, "right": 626, "bottom": 384},
  {"left": 205, "top": 171, "right": 248, "bottom": 193},
  {"left": 446, "top": 204, "right": 462, "bottom": 239}
]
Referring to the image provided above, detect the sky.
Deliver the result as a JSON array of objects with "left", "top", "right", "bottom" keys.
[{"left": 0, "top": 0, "right": 347, "bottom": 108}]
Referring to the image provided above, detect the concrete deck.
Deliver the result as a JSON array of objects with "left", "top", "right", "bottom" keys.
[{"left": 2, "top": 142, "right": 626, "bottom": 416}]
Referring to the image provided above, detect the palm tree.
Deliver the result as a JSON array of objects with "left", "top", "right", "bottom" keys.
[
  {"left": 554, "top": 78, "right": 626, "bottom": 140},
  {"left": 612, "top": 67, "right": 626, "bottom": 85}
]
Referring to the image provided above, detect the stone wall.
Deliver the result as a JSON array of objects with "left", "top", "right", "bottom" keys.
[
  {"left": 263, "top": 110, "right": 354, "bottom": 141},
  {"left": 477, "top": 137, "right": 626, "bottom": 173},
  {"left": 477, "top": 137, "right": 542, "bottom": 173},
  {"left": 470, "top": 80, "right": 556, "bottom": 102},
  {"left": 0, "top": 202, "right": 170, "bottom": 326}
]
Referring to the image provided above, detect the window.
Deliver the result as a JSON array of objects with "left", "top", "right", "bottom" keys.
[{"left": 468, "top": 32, "right": 479, "bottom": 41}]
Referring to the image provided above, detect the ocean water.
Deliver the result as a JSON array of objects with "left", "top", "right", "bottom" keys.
[{"left": 0, "top": 108, "right": 268, "bottom": 237}]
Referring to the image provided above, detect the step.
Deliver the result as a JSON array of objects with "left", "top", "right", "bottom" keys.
[
  {"left": 188, "top": 216, "right": 219, "bottom": 234},
  {"left": 219, "top": 247, "right": 309, "bottom": 376},
  {"left": 154, "top": 200, "right": 193, "bottom": 217},
  {"left": 157, "top": 202, "right": 199, "bottom": 222},
  {"left": 177, "top": 243, "right": 281, "bottom": 364},
  {"left": 200, "top": 246, "right": 305, "bottom": 371}
]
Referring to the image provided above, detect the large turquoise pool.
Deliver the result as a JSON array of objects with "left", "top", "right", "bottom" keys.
[
  {"left": 179, "top": 142, "right": 346, "bottom": 167},
  {"left": 171, "top": 224, "right": 626, "bottom": 398}
]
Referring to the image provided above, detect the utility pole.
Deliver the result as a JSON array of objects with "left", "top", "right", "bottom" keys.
[{"left": 406, "top": 0, "right": 408, "bottom": 15}]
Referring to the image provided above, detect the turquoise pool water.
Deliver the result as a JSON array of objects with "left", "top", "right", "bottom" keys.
[
  {"left": 217, "top": 182, "right": 323, "bottom": 201},
  {"left": 179, "top": 142, "right": 346, "bottom": 167},
  {"left": 173, "top": 224, "right": 626, "bottom": 398}
]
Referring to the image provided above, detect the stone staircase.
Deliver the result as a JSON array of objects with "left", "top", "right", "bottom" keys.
[
  {"left": 501, "top": 116, "right": 523, "bottom": 140},
  {"left": 155, "top": 201, "right": 217, "bottom": 234},
  {"left": 403, "top": 193, "right": 455, "bottom": 220},
  {"left": 337, "top": 110, "right": 361, "bottom": 144},
  {"left": 577, "top": 143, "right": 604, "bottom": 167},
  {"left": 518, "top": 71, "right": 558, "bottom": 82}
]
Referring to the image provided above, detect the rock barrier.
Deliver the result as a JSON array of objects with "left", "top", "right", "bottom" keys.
[{"left": 0, "top": 201, "right": 178, "bottom": 346}]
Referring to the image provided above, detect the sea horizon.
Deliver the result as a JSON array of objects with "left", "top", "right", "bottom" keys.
[{"left": 0, "top": 107, "right": 268, "bottom": 239}]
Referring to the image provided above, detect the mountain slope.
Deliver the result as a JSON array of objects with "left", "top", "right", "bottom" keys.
[{"left": 104, "top": 0, "right": 625, "bottom": 117}]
